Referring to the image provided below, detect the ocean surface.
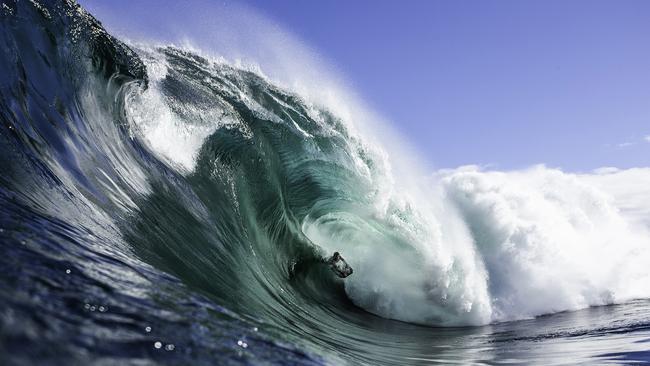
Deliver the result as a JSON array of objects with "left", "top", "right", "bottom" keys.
[{"left": 2, "top": 1, "right": 650, "bottom": 364}]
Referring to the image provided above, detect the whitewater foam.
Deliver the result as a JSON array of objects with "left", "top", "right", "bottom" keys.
[
  {"left": 583, "top": 167, "right": 650, "bottom": 228},
  {"left": 440, "top": 166, "right": 650, "bottom": 323}
]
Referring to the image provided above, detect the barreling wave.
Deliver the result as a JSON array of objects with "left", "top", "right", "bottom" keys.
[{"left": 2, "top": 1, "right": 650, "bottom": 364}]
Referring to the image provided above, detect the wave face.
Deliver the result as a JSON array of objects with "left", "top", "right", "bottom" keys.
[{"left": 2, "top": 1, "right": 650, "bottom": 364}]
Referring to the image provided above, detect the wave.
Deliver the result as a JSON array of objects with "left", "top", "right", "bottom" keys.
[{"left": 2, "top": 0, "right": 650, "bottom": 364}]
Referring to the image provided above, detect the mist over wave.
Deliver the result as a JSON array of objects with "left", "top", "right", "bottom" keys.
[{"left": 2, "top": 1, "right": 650, "bottom": 364}]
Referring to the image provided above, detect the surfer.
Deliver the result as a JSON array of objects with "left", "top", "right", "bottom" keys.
[{"left": 326, "top": 251, "right": 353, "bottom": 278}]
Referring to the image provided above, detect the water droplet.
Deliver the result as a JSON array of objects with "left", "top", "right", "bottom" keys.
[
  {"left": 98, "top": 306, "right": 106, "bottom": 312},
  {"left": 253, "top": 327, "right": 258, "bottom": 332},
  {"left": 65, "top": 269, "right": 71, "bottom": 274},
  {"left": 89, "top": 306, "right": 96, "bottom": 312},
  {"left": 154, "top": 341, "right": 162, "bottom": 349},
  {"left": 145, "top": 326, "right": 152, "bottom": 333},
  {"left": 237, "top": 340, "right": 248, "bottom": 348},
  {"left": 84, "top": 303, "right": 90, "bottom": 310},
  {"left": 165, "top": 344, "right": 175, "bottom": 351}
]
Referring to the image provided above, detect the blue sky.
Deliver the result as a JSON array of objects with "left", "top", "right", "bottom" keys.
[{"left": 81, "top": 0, "right": 650, "bottom": 171}]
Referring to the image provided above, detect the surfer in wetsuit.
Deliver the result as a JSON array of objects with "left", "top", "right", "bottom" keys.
[
  {"left": 287, "top": 243, "right": 353, "bottom": 279},
  {"left": 326, "top": 251, "right": 353, "bottom": 278}
]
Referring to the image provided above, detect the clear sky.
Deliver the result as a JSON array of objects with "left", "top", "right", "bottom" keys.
[{"left": 80, "top": 0, "right": 650, "bottom": 171}]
